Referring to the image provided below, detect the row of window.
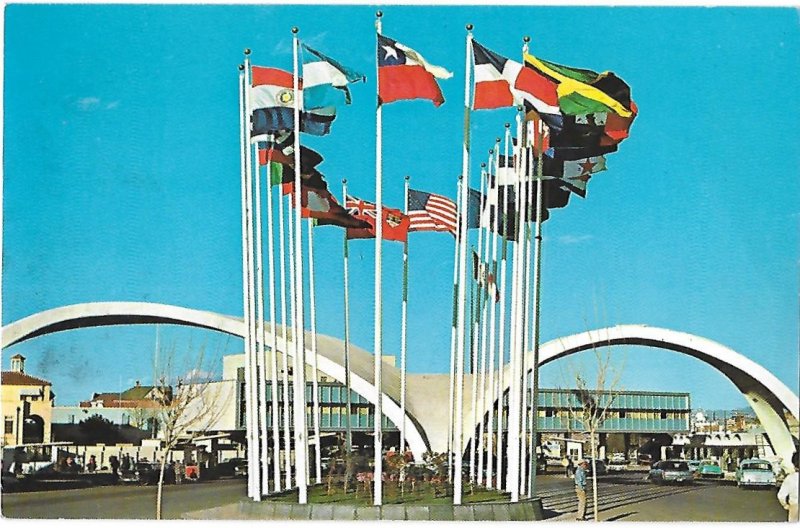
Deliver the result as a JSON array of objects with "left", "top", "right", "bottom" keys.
[{"left": 533, "top": 391, "right": 690, "bottom": 411}]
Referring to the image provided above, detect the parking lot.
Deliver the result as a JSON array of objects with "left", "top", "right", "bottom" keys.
[{"left": 539, "top": 470, "right": 788, "bottom": 521}]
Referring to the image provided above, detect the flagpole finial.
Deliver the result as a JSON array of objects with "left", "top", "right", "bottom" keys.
[
  {"left": 505, "top": 123, "right": 510, "bottom": 128},
  {"left": 516, "top": 105, "right": 524, "bottom": 112},
  {"left": 459, "top": 174, "right": 463, "bottom": 181},
  {"left": 238, "top": 64, "right": 244, "bottom": 71},
  {"left": 466, "top": 24, "right": 473, "bottom": 31},
  {"left": 292, "top": 27, "right": 299, "bottom": 34},
  {"left": 523, "top": 36, "right": 530, "bottom": 43},
  {"left": 496, "top": 137, "right": 501, "bottom": 143},
  {"left": 481, "top": 163, "right": 486, "bottom": 168},
  {"left": 376, "top": 10, "right": 383, "bottom": 18},
  {"left": 342, "top": 178, "right": 347, "bottom": 184},
  {"left": 405, "top": 175, "right": 410, "bottom": 181},
  {"left": 244, "top": 48, "right": 251, "bottom": 55},
  {"left": 489, "top": 149, "right": 493, "bottom": 156}
]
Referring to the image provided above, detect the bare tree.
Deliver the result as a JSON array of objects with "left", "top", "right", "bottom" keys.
[
  {"left": 563, "top": 343, "right": 623, "bottom": 522},
  {"left": 151, "top": 341, "right": 229, "bottom": 520}
]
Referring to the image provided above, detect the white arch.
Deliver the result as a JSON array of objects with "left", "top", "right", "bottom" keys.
[
  {"left": 475, "top": 325, "right": 798, "bottom": 472},
  {"left": 1, "top": 302, "right": 430, "bottom": 460}
]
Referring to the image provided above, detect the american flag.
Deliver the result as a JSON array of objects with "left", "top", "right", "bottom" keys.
[{"left": 406, "top": 188, "right": 458, "bottom": 236}]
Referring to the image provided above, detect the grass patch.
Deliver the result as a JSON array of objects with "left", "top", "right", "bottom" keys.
[{"left": 267, "top": 483, "right": 511, "bottom": 505}]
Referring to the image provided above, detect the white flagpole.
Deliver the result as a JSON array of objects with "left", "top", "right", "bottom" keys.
[
  {"left": 265, "top": 140, "right": 282, "bottom": 492},
  {"left": 496, "top": 123, "right": 511, "bottom": 491},
  {"left": 518, "top": 117, "right": 534, "bottom": 498},
  {"left": 238, "top": 61, "right": 257, "bottom": 501},
  {"left": 242, "top": 51, "right": 261, "bottom": 499},
  {"left": 486, "top": 138, "right": 501, "bottom": 489},
  {"left": 469, "top": 163, "right": 486, "bottom": 484},
  {"left": 374, "top": 11, "right": 385, "bottom": 506},
  {"left": 400, "top": 175, "right": 410, "bottom": 455},
  {"left": 506, "top": 111, "right": 525, "bottom": 501},
  {"left": 307, "top": 219, "right": 323, "bottom": 484},
  {"left": 528, "top": 115, "right": 546, "bottom": 498},
  {"left": 520, "top": 135, "right": 534, "bottom": 498},
  {"left": 447, "top": 176, "right": 463, "bottom": 484},
  {"left": 277, "top": 157, "right": 293, "bottom": 491},
  {"left": 253, "top": 135, "right": 270, "bottom": 497},
  {"left": 454, "top": 23, "right": 474, "bottom": 506},
  {"left": 474, "top": 162, "right": 489, "bottom": 486},
  {"left": 476, "top": 150, "right": 494, "bottom": 488},
  {"left": 291, "top": 27, "right": 308, "bottom": 504},
  {"left": 342, "top": 179, "right": 353, "bottom": 454}
]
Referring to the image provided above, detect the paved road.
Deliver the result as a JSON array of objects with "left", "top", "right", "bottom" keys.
[
  {"left": 538, "top": 471, "right": 787, "bottom": 522},
  {"left": 2, "top": 479, "right": 247, "bottom": 520},
  {"left": 1, "top": 472, "right": 788, "bottom": 521}
]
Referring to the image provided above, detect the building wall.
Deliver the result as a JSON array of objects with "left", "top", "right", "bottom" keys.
[{"left": 2, "top": 383, "right": 53, "bottom": 446}]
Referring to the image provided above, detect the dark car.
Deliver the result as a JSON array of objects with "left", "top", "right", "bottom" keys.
[
  {"left": 217, "top": 457, "right": 246, "bottom": 478},
  {"left": 120, "top": 462, "right": 175, "bottom": 485}
]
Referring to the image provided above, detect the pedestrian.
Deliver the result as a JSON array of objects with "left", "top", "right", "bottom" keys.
[
  {"left": 62, "top": 455, "right": 79, "bottom": 473},
  {"left": 109, "top": 455, "right": 120, "bottom": 480},
  {"left": 174, "top": 459, "right": 184, "bottom": 485},
  {"left": 565, "top": 457, "right": 575, "bottom": 478},
  {"left": 777, "top": 452, "right": 799, "bottom": 522},
  {"left": 574, "top": 459, "right": 589, "bottom": 521},
  {"left": 87, "top": 455, "right": 97, "bottom": 473}
]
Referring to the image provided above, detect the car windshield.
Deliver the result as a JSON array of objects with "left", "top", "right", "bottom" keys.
[
  {"left": 742, "top": 462, "right": 772, "bottom": 471},
  {"left": 663, "top": 461, "right": 689, "bottom": 471},
  {"left": 701, "top": 460, "right": 718, "bottom": 466}
]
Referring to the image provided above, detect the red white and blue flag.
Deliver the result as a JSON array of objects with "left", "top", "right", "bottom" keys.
[
  {"left": 406, "top": 188, "right": 458, "bottom": 236},
  {"left": 471, "top": 39, "right": 560, "bottom": 119},
  {"left": 345, "top": 195, "right": 410, "bottom": 242},
  {"left": 378, "top": 34, "right": 452, "bottom": 107}
]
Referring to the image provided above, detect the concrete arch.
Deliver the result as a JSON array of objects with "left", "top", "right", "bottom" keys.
[
  {"left": 1, "top": 302, "right": 430, "bottom": 460},
  {"left": 477, "top": 325, "right": 798, "bottom": 472}
]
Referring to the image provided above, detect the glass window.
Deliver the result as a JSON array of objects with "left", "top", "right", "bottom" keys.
[
  {"left": 4, "top": 417, "right": 13, "bottom": 434},
  {"left": 321, "top": 386, "right": 330, "bottom": 403}
]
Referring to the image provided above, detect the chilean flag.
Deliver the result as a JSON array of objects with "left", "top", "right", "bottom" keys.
[{"left": 378, "top": 34, "right": 452, "bottom": 107}]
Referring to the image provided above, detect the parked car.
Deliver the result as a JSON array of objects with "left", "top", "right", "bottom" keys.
[
  {"left": 637, "top": 453, "right": 654, "bottom": 465},
  {"left": 736, "top": 459, "right": 776, "bottom": 489},
  {"left": 607, "top": 458, "right": 628, "bottom": 472},
  {"left": 648, "top": 460, "right": 694, "bottom": 485},
  {"left": 584, "top": 459, "right": 607, "bottom": 477},
  {"left": 119, "top": 462, "right": 175, "bottom": 486},
  {"left": 233, "top": 460, "right": 248, "bottom": 478},
  {"left": 686, "top": 460, "right": 701, "bottom": 473},
  {"left": 696, "top": 459, "right": 723, "bottom": 479},
  {"left": 217, "top": 457, "right": 246, "bottom": 478}
]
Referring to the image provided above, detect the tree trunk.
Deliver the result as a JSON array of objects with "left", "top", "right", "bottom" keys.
[
  {"left": 157, "top": 452, "right": 167, "bottom": 520},
  {"left": 590, "top": 431, "right": 599, "bottom": 521}
]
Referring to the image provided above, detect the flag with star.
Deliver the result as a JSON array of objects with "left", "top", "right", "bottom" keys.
[
  {"left": 378, "top": 34, "right": 452, "bottom": 107},
  {"left": 494, "top": 152, "right": 607, "bottom": 197}
]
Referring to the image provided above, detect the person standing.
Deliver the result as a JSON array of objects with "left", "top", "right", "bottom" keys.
[
  {"left": 575, "top": 459, "right": 589, "bottom": 521},
  {"left": 777, "top": 452, "right": 799, "bottom": 522}
]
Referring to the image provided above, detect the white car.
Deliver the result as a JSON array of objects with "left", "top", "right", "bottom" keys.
[{"left": 735, "top": 459, "right": 776, "bottom": 488}]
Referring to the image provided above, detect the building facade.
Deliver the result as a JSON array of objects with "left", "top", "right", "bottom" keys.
[
  {"left": 1, "top": 354, "right": 54, "bottom": 446},
  {"left": 196, "top": 353, "right": 690, "bottom": 460}
]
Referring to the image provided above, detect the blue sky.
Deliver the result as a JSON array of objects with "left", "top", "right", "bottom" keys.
[{"left": 3, "top": 5, "right": 799, "bottom": 410}]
